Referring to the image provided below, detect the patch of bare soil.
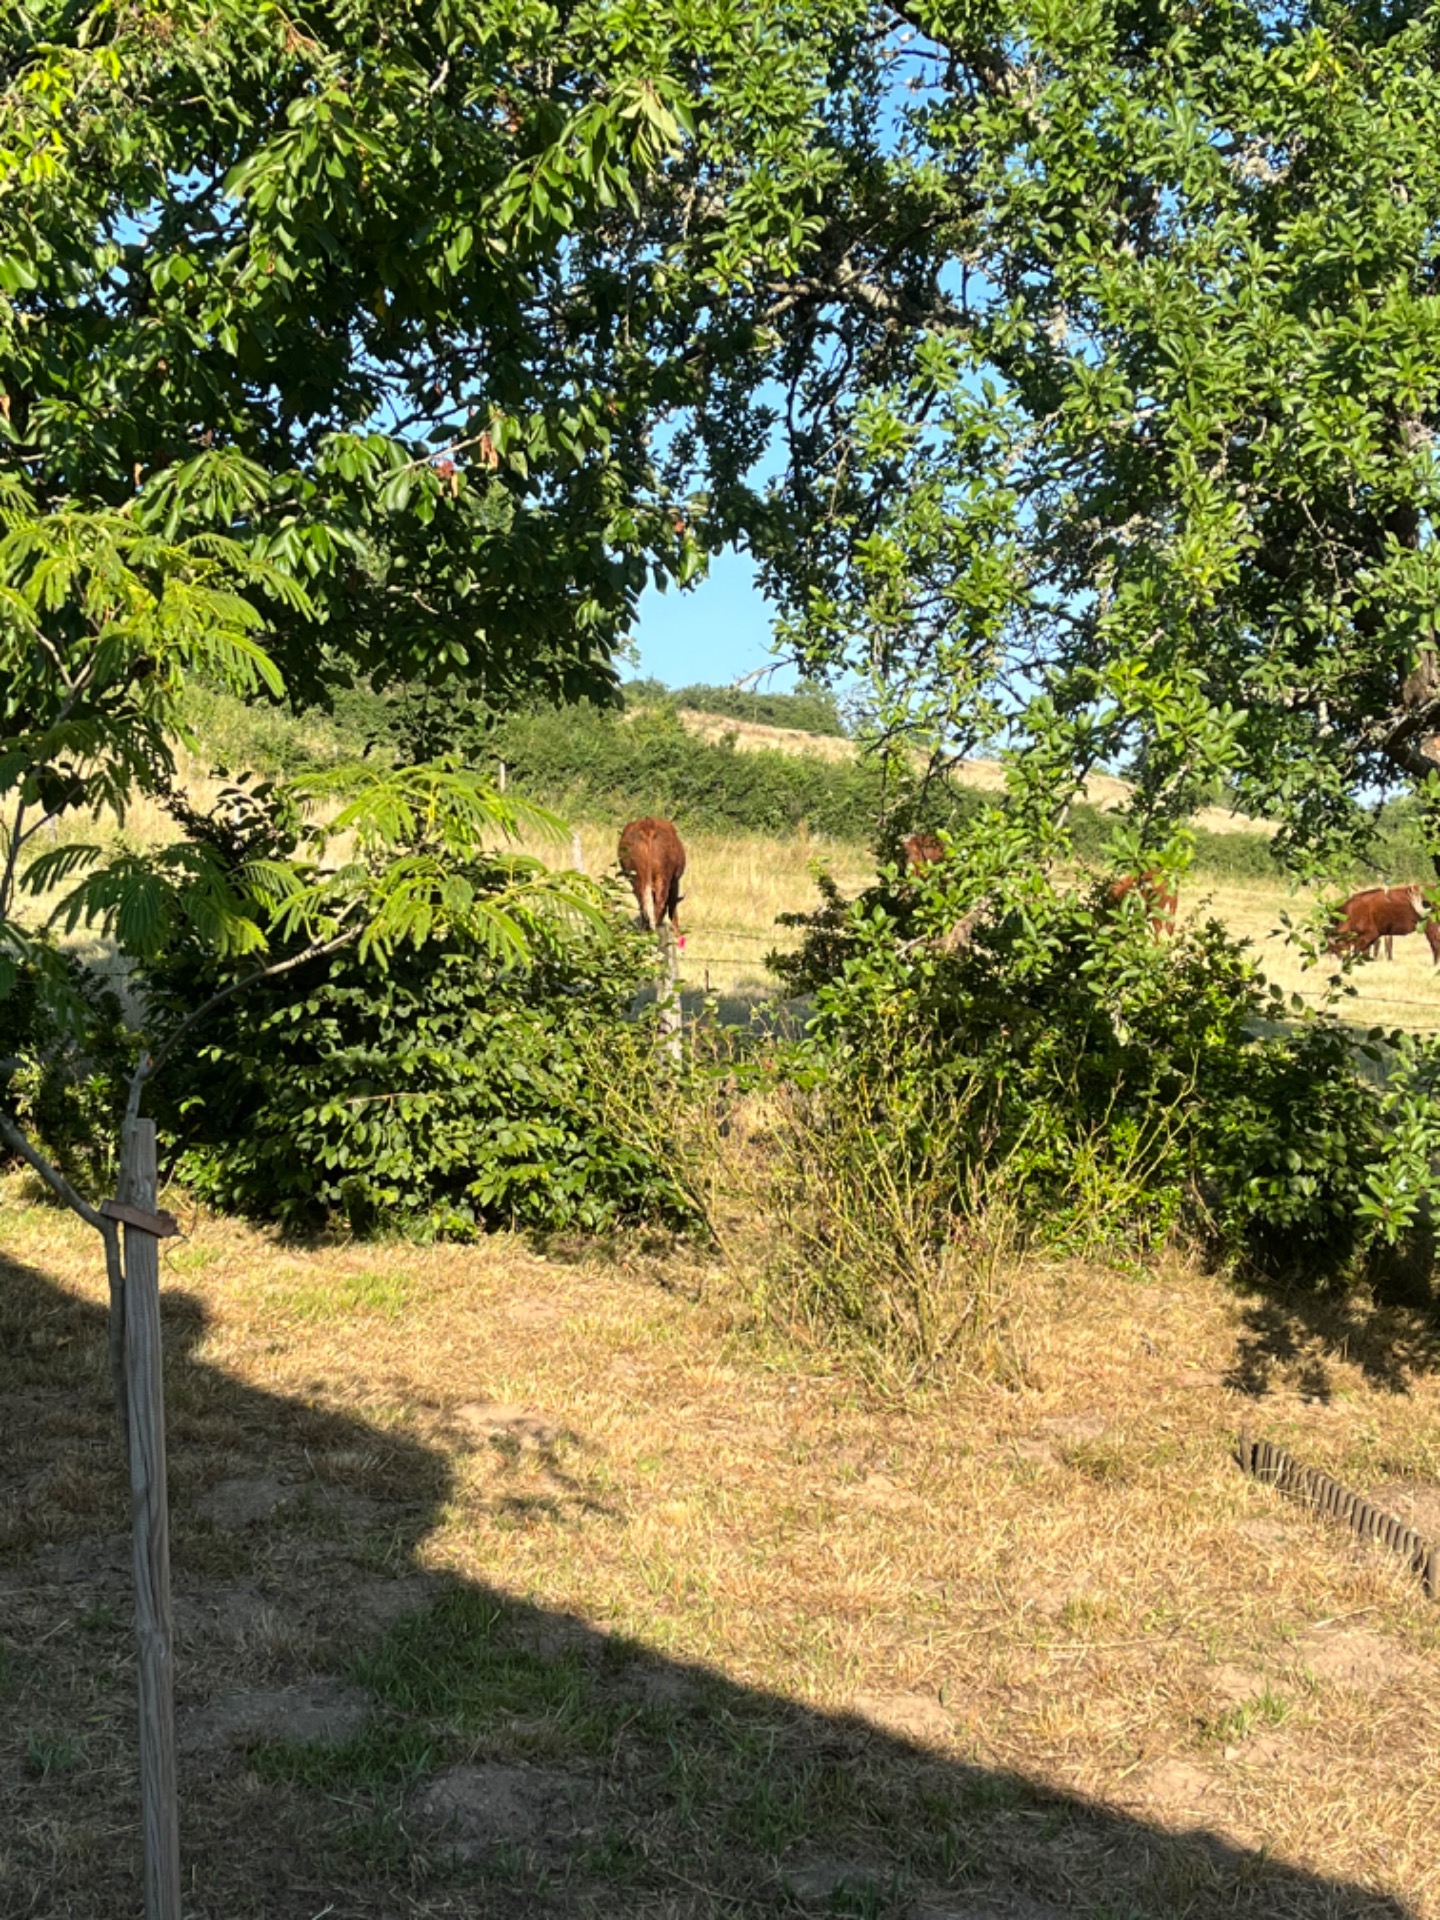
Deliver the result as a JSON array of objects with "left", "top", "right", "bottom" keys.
[
  {"left": 449, "top": 1400, "right": 566, "bottom": 1449},
  {"left": 1130, "top": 1757, "right": 1226, "bottom": 1822},
  {"left": 849, "top": 1689, "right": 954, "bottom": 1745},
  {"left": 1034, "top": 1412, "right": 1109, "bottom": 1443},
  {"left": 1369, "top": 1480, "right": 1440, "bottom": 1541},
  {"left": 1235, "top": 1516, "right": 1297, "bottom": 1549},
  {"left": 1207, "top": 1664, "right": 1270, "bottom": 1708},
  {"left": 780, "top": 1854, "right": 886, "bottom": 1906},
  {"left": 178, "top": 1681, "right": 371, "bottom": 1756},
  {"left": 844, "top": 1469, "right": 918, "bottom": 1511},
  {"left": 196, "top": 1474, "right": 299, "bottom": 1528},
  {"left": 408, "top": 1762, "right": 598, "bottom": 1865},
  {"left": 1295, "top": 1627, "right": 1423, "bottom": 1690}
]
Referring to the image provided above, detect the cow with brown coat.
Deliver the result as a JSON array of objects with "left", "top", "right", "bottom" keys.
[
  {"left": 901, "top": 831, "right": 946, "bottom": 874},
  {"left": 1105, "top": 869, "right": 1178, "bottom": 938},
  {"left": 1328, "top": 884, "right": 1440, "bottom": 963},
  {"left": 618, "top": 817, "right": 687, "bottom": 933}
]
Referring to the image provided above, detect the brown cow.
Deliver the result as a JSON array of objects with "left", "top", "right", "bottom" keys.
[
  {"left": 901, "top": 831, "right": 945, "bottom": 874},
  {"left": 1105, "top": 869, "right": 1177, "bottom": 938},
  {"left": 618, "top": 817, "right": 686, "bottom": 932},
  {"left": 1327, "top": 884, "right": 1440, "bottom": 963}
]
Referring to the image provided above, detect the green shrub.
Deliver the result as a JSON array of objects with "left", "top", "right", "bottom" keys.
[
  {"left": 141, "top": 903, "right": 703, "bottom": 1237},
  {"left": 771, "top": 853, "right": 1421, "bottom": 1300},
  {"left": 490, "top": 701, "right": 886, "bottom": 838},
  {"left": 0, "top": 939, "right": 131, "bottom": 1196}
]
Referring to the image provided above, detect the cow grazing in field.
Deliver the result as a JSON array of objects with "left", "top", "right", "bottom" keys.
[
  {"left": 618, "top": 817, "right": 686, "bottom": 932},
  {"left": 901, "top": 831, "right": 945, "bottom": 874},
  {"left": 1327, "top": 884, "right": 1440, "bottom": 963},
  {"left": 1105, "top": 869, "right": 1178, "bottom": 938}
]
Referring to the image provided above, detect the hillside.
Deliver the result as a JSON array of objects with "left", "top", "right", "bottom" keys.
[{"left": 670, "top": 706, "right": 1277, "bottom": 837}]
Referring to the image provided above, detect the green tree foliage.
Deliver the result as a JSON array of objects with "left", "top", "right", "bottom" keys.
[
  {"left": 0, "top": 0, "right": 860, "bottom": 1138},
  {"left": 730, "top": 1, "right": 1440, "bottom": 880},
  {"left": 1, "top": 936, "right": 130, "bottom": 1193}
]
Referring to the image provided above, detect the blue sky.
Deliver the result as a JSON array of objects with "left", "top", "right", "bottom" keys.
[{"left": 626, "top": 546, "right": 796, "bottom": 691}]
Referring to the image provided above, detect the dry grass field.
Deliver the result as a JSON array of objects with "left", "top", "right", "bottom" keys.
[
  {"left": 552, "top": 824, "right": 1440, "bottom": 1035},
  {"left": 6, "top": 1169, "right": 1440, "bottom": 1916},
  {"left": 9, "top": 778, "right": 1440, "bottom": 1913}
]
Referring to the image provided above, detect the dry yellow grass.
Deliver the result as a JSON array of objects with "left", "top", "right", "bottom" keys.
[
  {"left": 674, "top": 707, "right": 861, "bottom": 764},
  {"left": 1196, "top": 878, "right": 1440, "bottom": 1034},
  {"left": 5, "top": 1175, "right": 1440, "bottom": 1915}
]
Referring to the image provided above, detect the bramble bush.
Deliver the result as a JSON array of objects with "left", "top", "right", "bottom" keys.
[
  {"left": 140, "top": 888, "right": 704, "bottom": 1238},
  {"left": 766, "top": 848, "right": 1440, "bottom": 1361},
  {"left": 489, "top": 700, "right": 889, "bottom": 839}
]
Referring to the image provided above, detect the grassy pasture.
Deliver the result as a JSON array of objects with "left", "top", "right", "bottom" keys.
[
  {"left": 550, "top": 821, "right": 1440, "bottom": 1035},
  {"left": 5, "top": 1176, "right": 1440, "bottom": 1915}
]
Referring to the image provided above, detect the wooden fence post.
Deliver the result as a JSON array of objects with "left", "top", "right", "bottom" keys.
[
  {"left": 658, "top": 923, "right": 682, "bottom": 1061},
  {"left": 117, "top": 1120, "right": 181, "bottom": 1920}
]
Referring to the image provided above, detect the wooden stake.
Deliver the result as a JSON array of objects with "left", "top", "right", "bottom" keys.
[
  {"left": 119, "top": 1120, "right": 181, "bottom": 1920},
  {"left": 658, "top": 923, "right": 682, "bottom": 1062}
]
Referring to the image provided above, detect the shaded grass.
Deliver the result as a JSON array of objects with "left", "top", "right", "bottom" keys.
[
  {"left": 6, "top": 1179, "right": 1440, "bottom": 1914},
  {"left": 354, "top": 1587, "right": 622, "bottom": 1756}
]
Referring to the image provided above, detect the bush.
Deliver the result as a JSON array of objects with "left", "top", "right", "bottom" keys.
[
  {"left": 141, "top": 904, "right": 704, "bottom": 1238},
  {"left": 0, "top": 939, "right": 132, "bottom": 1196},
  {"left": 760, "top": 1063, "right": 1026, "bottom": 1383},
  {"left": 771, "top": 853, "right": 1421, "bottom": 1309}
]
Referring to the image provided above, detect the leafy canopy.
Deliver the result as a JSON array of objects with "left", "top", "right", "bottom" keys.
[
  {"left": 0, "top": 0, "right": 862, "bottom": 1055},
  {"left": 739, "top": 0, "right": 1440, "bottom": 876}
]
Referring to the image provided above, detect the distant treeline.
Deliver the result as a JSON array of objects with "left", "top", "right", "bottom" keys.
[{"left": 621, "top": 676, "right": 849, "bottom": 737}]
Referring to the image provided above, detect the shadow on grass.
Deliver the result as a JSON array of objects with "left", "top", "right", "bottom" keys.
[
  {"left": 1227, "top": 1230, "right": 1440, "bottom": 1401},
  {"left": 0, "top": 1242, "right": 1417, "bottom": 1919}
]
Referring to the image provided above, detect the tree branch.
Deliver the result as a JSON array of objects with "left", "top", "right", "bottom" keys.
[
  {"left": 137, "top": 921, "right": 364, "bottom": 1096},
  {"left": 0, "top": 1103, "right": 109, "bottom": 1232}
]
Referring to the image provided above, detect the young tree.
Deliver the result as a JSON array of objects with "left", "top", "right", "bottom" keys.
[
  {"left": 1, "top": 0, "right": 863, "bottom": 1137},
  {"left": 0, "top": 7, "right": 872, "bottom": 1904}
]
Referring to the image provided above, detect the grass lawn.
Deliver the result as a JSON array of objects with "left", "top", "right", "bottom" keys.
[{"left": 4, "top": 1175, "right": 1440, "bottom": 1916}]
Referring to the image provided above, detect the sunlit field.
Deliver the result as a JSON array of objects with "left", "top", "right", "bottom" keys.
[
  {"left": 558, "top": 822, "right": 1440, "bottom": 1034},
  {"left": 13, "top": 756, "right": 1440, "bottom": 1032},
  {"left": 1186, "top": 878, "right": 1440, "bottom": 1034}
]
